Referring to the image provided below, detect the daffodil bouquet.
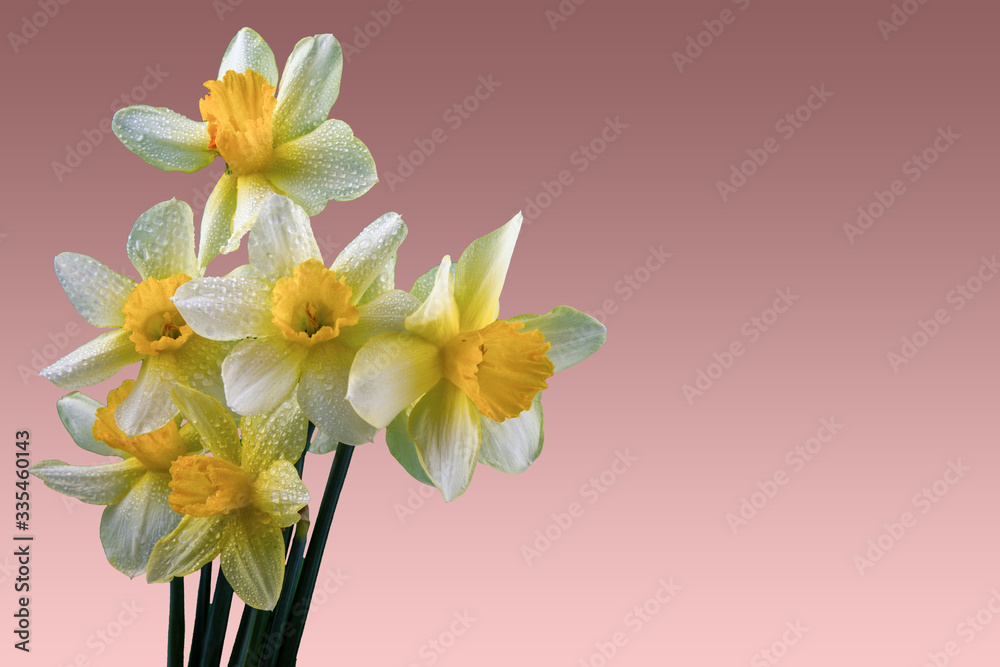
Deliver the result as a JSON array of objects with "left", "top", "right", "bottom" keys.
[{"left": 33, "top": 27, "right": 605, "bottom": 667}]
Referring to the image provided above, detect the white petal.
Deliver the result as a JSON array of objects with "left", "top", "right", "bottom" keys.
[
  {"left": 218, "top": 27, "right": 279, "bottom": 86},
  {"left": 56, "top": 392, "right": 123, "bottom": 458},
  {"left": 199, "top": 173, "right": 238, "bottom": 269},
  {"left": 338, "top": 290, "right": 420, "bottom": 350},
  {"left": 309, "top": 428, "right": 338, "bottom": 455},
  {"left": 346, "top": 333, "right": 442, "bottom": 429},
  {"left": 409, "top": 380, "right": 481, "bottom": 502},
  {"left": 171, "top": 331, "right": 233, "bottom": 410},
  {"left": 127, "top": 199, "right": 200, "bottom": 281},
  {"left": 252, "top": 460, "right": 310, "bottom": 526},
  {"left": 385, "top": 413, "right": 434, "bottom": 486},
  {"left": 224, "top": 174, "right": 277, "bottom": 255},
  {"left": 331, "top": 212, "right": 407, "bottom": 304},
  {"left": 100, "top": 472, "right": 180, "bottom": 578},
  {"left": 454, "top": 212, "right": 522, "bottom": 331},
  {"left": 114, "top": 356, "right": 181, "bottom": 437},
  {"left": 113, "top": 336, "right": 231, "bottom": 437},
  {"left": 247, "top": 194, "right": 322, "bottom": 284},
  {"left": 147, "top": 515, "right": 227, "bottom": 583},
  {"left": 262, "top": 119, "right": 377, "bottom": 215},
  {"left": 40, "top": 329, "right": 141, "bottom": 390},
  {"left": 478, "top": 396, "right": 544, "bottom": 474},
  {"left": 170, "top": 385, "right": 241, "bottom": 464},
  {"left": 241, "top": 393, "right": 309, "bottom": 476},
  {"left": 404, "top": 257, "right": 460, "bottom": 346},
  {"left": 298, "top": 342, "right": 376, "bottom": 446},
  {"left": 111, "top": 106, "right": 214, "bottom": 173},
  {"left": 410, "top": 261, "right": 455, "bottom": 301},
  {"left": 273, "top": 34, "right": 343, "bottom": 145},
  {"left": 510, "top": 306, "right": 607, "bottom": 372},
  {"left": 357, "top": 253, "right": 395, "bottom": 305},
  {"left": 173, "top": 276, "right": 276, "bottom": 340},
  {"left": 221, "top": 513, "right": 285, "bottom": 610},
  {"left": 222, "top": 338, "right": 306, "bottom": 416},
  {"left": 30, "top": 457, "right": 145, "bottom": 505},
  {"left": 54, "top": 253, "right": 134, "bottom": 328},
  {"left": 226, "top": 264, "right": 259, "bottom": 279}
]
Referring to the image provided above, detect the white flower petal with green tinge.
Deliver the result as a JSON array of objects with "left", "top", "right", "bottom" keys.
[
  {"left": 263, "top": 119, "right": 377, "bottom": 215},
  {"left": 114, "top": 336, "right": 232, "bottom": 438},
  {"left": 298, "top": 343, "right": 376, "bottom": 446},
  {"left": 241, "top": 394, "right": 308, "bottom": 477},
  {"left": 331, "top": 212, "right": 406, "bottom": 304},
  {"left": 218, "top": 27, "right": 279, "bottom": 85},
  {"left": 40, "top": 329, "right": 141, "bottom": 390},
  {"left": 478, "top": 396, "right": 544, "bottom": 474},
  {"left": 226, "top": 264, "right": 258, "bottom": 278},
  {"left": 147, "top": 515, "right": 227, "bottom": 583},
  {"left": 114, "top": 355, "right": 182, "bottom": 437},
  {"left": 224, "top": 174, "right": 277, "bottom": 255},
  {"left": 386, "top": 413, "right": 434, "bottom": 486},
  {"left": 409, "top": 380, "right": 482, "bottom": 502},
  {"left": 510, "top": 306, "right": 607, "bottom": 372},
  {"left": 54, "top": 253, "right": 134, "bottom": 328},
  {"left": 172, "top": 335, "right": 233, "bottom": 409},
  {"left": 455, "top": 212, "right": 522, "bottom": 331},
  {"left": 30, "top": 457, "right": 145, "bottom": 505},
  {"left": 100, "top": 471, "right": 180, "bottom": 578},
  {"left": 127, "top": 199, "right": 200, "bottom": 281},
  {"left": 338, "top": 290, "right": 420, "bottom": 350},
  {"left": 252, "top": 460, "right": 310, "bottom": 526},
  {"left": 357, "top": 254, "right": 395, "bottom": 306},
  {"left": 111, "top": 106, "right": 215, "bottom": 173},
  {"left": 171, "top": 385, "right": 241, "bottom": 465},
  {"left": 272, "top": 34, "right": 343, "bottom": 145},
  {"left": 347, "top": 333, "right": 443, "bottom": 429},
  {"left": 405, "top": 257, "right": 460, "bottom": 346},
  {"left": 248, "top": 195, "right": 323, "bottom": 284},
  {"left": 56, "top": 392, "right": 123, "bottom": 458},
  {"left": 173, "top": 277, "right": 277, "bottom": 340},
  {"left": 222, "top": 338, "right": 306, "bottom": 416},
  {"left": 309, "top": 428, "right": 338, "bottom": 455},
  {"left": 410, "top": 262, "right": 455, "bottom": 302},
  {"left": 199, "top": 173, "right": 238, "bottom": 269},
  {"left": 221, "top": 513, "right": 286, "bottom": 610}
]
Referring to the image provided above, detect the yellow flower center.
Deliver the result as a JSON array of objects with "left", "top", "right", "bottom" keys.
[
  {"left": 122, "top": 274, "right": 194, "bottom": 356},
  {"left": 271, "top": 259, "right": 359, "bottom": 347},
  {"left": 92, "top": 380, "right": 190, "bottom": 472},
  {"left": 199, "top": 69, "right": 277, "bottom": 175},
  {"left": 168, "top": 455, "right": 253, "bottom": 517},
  {"left": 442, "top": 320, "right": 554, "bottom": 422}
]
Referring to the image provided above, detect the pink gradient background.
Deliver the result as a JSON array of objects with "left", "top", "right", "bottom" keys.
[{"left": 4, "top": 0, "right": 1000, "bottom": 664}]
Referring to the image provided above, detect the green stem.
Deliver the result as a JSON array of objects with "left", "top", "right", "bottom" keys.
[
  {"left": 244, "top": 609, "right": 272, "bottom": 667},
  {"left": 274, "top": 443, "right": 354, "bottom": 666},
  {"left": 261, "top": 509, "right": 310, "bottom": 667},
  {"left": 168, "top": 577, "right": 185, "bottom": 667},
  {"left": 229, "top": 605, "right": 262, "bottom": 667},
  {"left": 202, "top": 569, "right": 234, "bottom": 667},
  {"left": 188, "top": 563, "right": 213, "bottom": 667}
]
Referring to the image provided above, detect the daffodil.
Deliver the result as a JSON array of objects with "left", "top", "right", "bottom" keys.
[
  {"left": 171, "top": 194, "right": 419, "bottom": 446},
  {"left": 39, "top": 199, "right": 233, "bottom": 436},
  {"left": 146, "top": 385, "right": 310, "bottom": 610},
  {"left": 111, "top": 27, "right": 377, "bottom": 267},
  {"left": 346, "top": 213, "right": 607, "bottom": 501},
  {"left": 31, "top": 381, "right": 202, "bottom": 577}
]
